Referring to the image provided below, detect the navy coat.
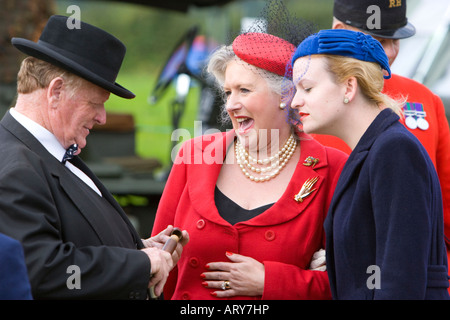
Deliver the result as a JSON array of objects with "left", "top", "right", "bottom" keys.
[
  {"left": 0, "top": 233, "right": 32, "bottom": 300},
  {"left": 325, "top": 109, "right": 450, "bottom": 299}
]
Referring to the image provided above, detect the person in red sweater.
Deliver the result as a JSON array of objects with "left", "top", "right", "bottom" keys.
[{"left": 311, "top": 0, "right": 450, "bottom": 293}]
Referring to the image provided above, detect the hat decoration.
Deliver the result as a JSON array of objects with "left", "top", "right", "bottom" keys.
[
  {"left": 11, "top": 15, "right": 135, "bottom": 99},
  {"left": 291, "top": 29, "right": 391, "bottom": 79},
  {"left": 230, "top": 0, "right": 314, "bottom": 77}
]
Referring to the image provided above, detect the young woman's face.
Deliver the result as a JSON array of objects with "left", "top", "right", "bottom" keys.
[
  {"left": 223, "top": 60, "right": 289, "bottom": 151},
  {"left": 290, "top": 56, "right": 346, "bottom": 135}
]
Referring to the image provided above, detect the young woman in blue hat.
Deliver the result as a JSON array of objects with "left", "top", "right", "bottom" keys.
[{"left": 290, "top": 29, "right": 449, "bottom": 299}]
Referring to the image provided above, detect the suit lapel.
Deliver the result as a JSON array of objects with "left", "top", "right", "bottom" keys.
[
  {"left": 60, "top": 156, "right": 143, "bottom": 246},
  {"left": 70, "top": 157, "right": 122, "bottom": 214},
  {"left": 69, "top": 156, "right": 142, "bottom": 245},
  {"left": 56, "top": 170, "right": 114, "bottom": 244}
]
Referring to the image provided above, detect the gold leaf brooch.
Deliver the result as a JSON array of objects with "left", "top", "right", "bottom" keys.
[{"left": 294, "top": 176, "right": 319, "bottom": 203}]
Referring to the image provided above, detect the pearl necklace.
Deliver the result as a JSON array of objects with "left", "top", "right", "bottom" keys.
[{"left": 235, "top": 134, "right": 297, "bottom": 182}]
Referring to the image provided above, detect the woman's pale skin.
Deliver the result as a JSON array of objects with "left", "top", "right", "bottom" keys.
[
  {"left": 202, "top": 59, "right": 301, "bottom": 298},
  {"left": 290, "top": 55, "right": 382, "bottom": 150}
]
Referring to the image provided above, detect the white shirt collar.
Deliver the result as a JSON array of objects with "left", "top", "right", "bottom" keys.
[{"left": 9, "top": 108, "right": 66, "bottom": 162}]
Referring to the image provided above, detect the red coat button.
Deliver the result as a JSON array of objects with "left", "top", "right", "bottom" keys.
[
  {"left": 189, "top": 257, "right": 199, "bottom": 268},
  {"left": 181, "top": 292, "right": 190, "bottom": 300},
  {"left": 196, "top": 219, "right": 205, "bottom": 229},
  {"left": 265, "top": 230, "right": 275, "bottom": 241}
]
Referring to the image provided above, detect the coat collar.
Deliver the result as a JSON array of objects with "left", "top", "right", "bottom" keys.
[
  {"left": 9, "top": 108, "right": 67, "bottom": 162},
  {"left": 328, "top": 109, "right": 400, "bottom": 215},
  {"left": 352, "top": 108, "right": 400, "bottom": 155},
  {"left": 186, "top": 129, "right": 331, "bottom": 227}
]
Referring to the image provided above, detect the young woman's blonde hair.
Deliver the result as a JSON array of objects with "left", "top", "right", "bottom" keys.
[
  {"left": 321, "top": 54, "right": 404, "bottom": 116},
  {"left": 17, "top": 56, "right": 85, "bottom": 97}
]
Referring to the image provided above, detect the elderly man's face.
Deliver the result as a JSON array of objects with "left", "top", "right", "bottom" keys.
[{"left": 49, "top": 79, "right": 110, "bottom": 151}]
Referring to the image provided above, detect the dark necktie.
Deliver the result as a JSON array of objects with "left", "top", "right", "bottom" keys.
[{"left": 62, "top": 144, "right": 78, "bottom": 164}]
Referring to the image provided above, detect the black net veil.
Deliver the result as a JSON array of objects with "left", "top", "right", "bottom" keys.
[
  {"left": 218, "top": 0, "right": 317, "bottom": 128},
  {"left": 237, "top": 0, "right": 314, "bottom": 46}
]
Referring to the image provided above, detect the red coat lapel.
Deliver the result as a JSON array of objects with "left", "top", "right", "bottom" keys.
[{"left": 186, "top": 131, "right": 331, "bottom": 227}]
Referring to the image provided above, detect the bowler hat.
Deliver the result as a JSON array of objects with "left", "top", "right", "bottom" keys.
[
  {"left": 333, "top": 0, "right": 416, "bottom": 39},
  {"left": 11, "top": 15, "right": 135, "bottom": 99}
]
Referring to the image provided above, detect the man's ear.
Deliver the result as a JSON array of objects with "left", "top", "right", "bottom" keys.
[
  {"left": 47, "top": 77, "right": 64, "bottom": 107},
  {"left": 332, "top": 18, "right": 347, "bottom": 30},
  {"left": 332, "top": 17, "right": 360, "bottom": 32}
]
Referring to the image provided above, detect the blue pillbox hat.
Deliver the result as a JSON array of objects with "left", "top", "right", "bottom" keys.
[{"left": 291, "top": 29, "right": 391, "bottom": 79}]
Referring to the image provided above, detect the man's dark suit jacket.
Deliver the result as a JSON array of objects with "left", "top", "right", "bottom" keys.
[{"left": 0, "top": 111, "right": 150, "bottom": 299}]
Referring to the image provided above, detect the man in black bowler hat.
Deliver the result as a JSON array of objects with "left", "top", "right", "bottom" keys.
[
  {"left": 0, "top": 15, "right": 188, "bottom": 299},
  {"left": 311, "top": 0, "right": 450, "bottom": 295}
]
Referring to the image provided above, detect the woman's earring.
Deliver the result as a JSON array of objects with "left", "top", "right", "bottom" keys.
[
  {"left": 279, "top": 102, "right": 287, "bottom": 109},
  {"left": 343, "top": 96, "right": 349, "bottom": 104}
]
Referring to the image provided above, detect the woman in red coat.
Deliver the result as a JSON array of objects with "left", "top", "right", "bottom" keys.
[{"left": 151, "top": 31, "right": 348, "bottom": 300}]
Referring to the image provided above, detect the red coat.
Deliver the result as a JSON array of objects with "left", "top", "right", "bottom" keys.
[
  {"left": 311, "top": 74, "right": 450, "bottom": 293},
  {"left": 152, "top": 130, "right": 348, "bottom": 300}
]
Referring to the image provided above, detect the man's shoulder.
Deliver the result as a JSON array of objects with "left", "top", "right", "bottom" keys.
[
  {"left": 385, "top": 73, "right": 436, "bottom": 97},
  {"left": 0, "top": 126, "right": 47, "bottom": 175}
]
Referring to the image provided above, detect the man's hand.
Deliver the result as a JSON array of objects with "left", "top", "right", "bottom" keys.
[
  {"left": 141, "top": 247, "right": 173, "bottom": 296},
  {"left": 142, "top": 225, "right": 189, "bottom": 266}
]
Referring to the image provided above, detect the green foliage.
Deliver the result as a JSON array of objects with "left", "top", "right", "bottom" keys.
[{"left": 105, "top": 72, "right": 199, "bottom": 167}]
